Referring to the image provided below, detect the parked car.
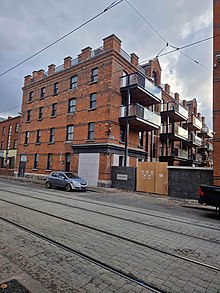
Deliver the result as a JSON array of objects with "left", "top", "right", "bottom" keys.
[
  {"left": 198, "top": 184, "right": 220, "bottom": 213},
  {"left": 45, "top": 171, "right": 88, "bottom": 191}
]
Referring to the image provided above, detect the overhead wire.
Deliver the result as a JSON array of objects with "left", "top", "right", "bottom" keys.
[
  {"left": 125, "top": 0, "right": 212, "bottom": 71},
  {"left": 0, "top": 0, "right": 124, "bottom": 78}
]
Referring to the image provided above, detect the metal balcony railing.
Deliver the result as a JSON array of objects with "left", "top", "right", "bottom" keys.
[
  {"left": 119, "top": 104, "right": 161, "bottom": 127},
  {"left": 161, "top": 123, "right": 188, "bottom": 140},
  {"left": 159, "top": 147, "right": 188, "bottom": 159},
  {"left": 161, "top": 102, "right": 188, "bottom": 120},
  {"left": 189, "top": 133, "right": 203, "bottom": 146},
  {"left": 188, "top": 115, "right": 203, "bottom": 129},
  {"left": 120, "top": 72, "right": 162, "bottom": 102}
]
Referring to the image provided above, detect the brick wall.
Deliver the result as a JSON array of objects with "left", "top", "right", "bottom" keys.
[
  {"left": 111, "top": 166, "right": 136, "bottom": 191},
  {"left": 168, "top": 166, "right": 213, "bottom": 199}
]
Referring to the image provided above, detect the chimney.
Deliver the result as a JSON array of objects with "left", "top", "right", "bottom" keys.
[
  {"left": 164, "top": 84, "right": 170, "bottom": 94},
  {"left": 103, "top": 34, "right": 121, "bottom": 53},
  {"left": 64, "top": 56, "right": 72, "bottom": 69},
  {"left": 202, "top": 116, "right": 205, "bottom": 123},
  {"left": 37, "top": 69, "right": 45, "bottom": 80},
  {"left": 130, "top": 53, "right": 139, "bottom": 67},
  {"left": 24, "top": 75, "right": 32, "bottom": 86},
  {"left": 81, "top": 47, "right": 92, "bottom": 62},
  {"left": 197, "top": 112, "right": 201, "bottom": 119},
  {"left": 32, "top": 71, "right": 38, "bottom": 81},
  {"left": 174, "top": 93, "right": 179, "bottom": 102},
  {"left": 182, "top": 100, "right": 188, "bottom": 108},
  {"left": 48, "top": 64, "right": 56, "bottom": 76}
]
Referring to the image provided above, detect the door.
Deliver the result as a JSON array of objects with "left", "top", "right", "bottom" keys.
[
  {"left": 18, "top": 154, "right": 27, "bottom": 177},
  {"left": 65, "top": 153, "right": 71, "bottom": 172},
  {"left": 78, "top": 153, "right": 99, "bottom": 186}
]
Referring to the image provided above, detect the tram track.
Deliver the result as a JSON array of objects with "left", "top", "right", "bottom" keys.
[
  {"left": 0, "top": 187, "right": 219, "bottom": 245},
  {"left": 0, "top": 197, "right": 219, "bottom": 273},
  {"left": 0, "top": 215, "right": 166, "bottom": 293},
  {"left": 1, "top": 184, "right": 219, "bottom": 232}
]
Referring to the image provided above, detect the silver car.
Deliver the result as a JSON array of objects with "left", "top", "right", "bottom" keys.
[{"left": 45, "top": 171, "right": 88, "bottom": 191}]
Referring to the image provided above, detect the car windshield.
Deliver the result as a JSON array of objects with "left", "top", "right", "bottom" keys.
[{"left": 65, "top": 173, "right": 78, "bottom": 179}]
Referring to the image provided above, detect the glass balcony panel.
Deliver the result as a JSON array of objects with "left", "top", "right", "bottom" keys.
[
  {"left": 119, "top": 104, "right": 161, "bottom": 127},
  {"left": 120, "top": 73, "right": 162, "bottom": 101},
  {"left": 188, "top": 115, "right": 203, "bottom": 129},
  {"left": 173, "top": 124, "right": 188, "bottom": 140}
]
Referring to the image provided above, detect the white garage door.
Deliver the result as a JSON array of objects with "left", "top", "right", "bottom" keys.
[{"left": 78, "top": 153, "right": 100, "bottom": 186}]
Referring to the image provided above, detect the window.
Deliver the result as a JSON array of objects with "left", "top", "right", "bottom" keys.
[
  {"left": 47, "top": 153, "right": 52, "bottom": 170},
  {"left": 91, "top": 67, "right": 98, "bottom": 82},
  {"left": 49, "top": 128, "right": 55, "bottom": 143},
  {"left": 15, "top": 123, "right": 19, "bottom": 132},
  {"left": 13, "top": 140, "right": 17, "bottom": 149},
  {"left": 68, "top": 98, "right": 76, "bottom": 113},
  {"left": 70, "top": 75, "right": 77, "bottom": 89},
  {"left": 120, "top": 126, "right": 125, "bottom": 142},
  {"left": 0, "top": 141, "right": 4, "bottom": 150},
  {"left": 40, "top": 87, "right": 45, "bottom": 99},
  {"left": 27, "top": 110, "right": 31, "bottom": 122},
  {"left": 38, "top": 107, "right": 43, "bottom": 120},
  {"left": 66, "top": 125, "right": 74, "bottom": 141},
  {"left": 34, "top": 153, "right": 39, "bottom": 169},
  {"left": 36, "top": 130, "right": 41, "bottom": 144},
  {"left": 119, "top": 156, "right": 124, "bottom": 166},
  {"left": 51, "top": 103, "right": 57, "bottom": 117},
  {"left": 24, "top": 131, "right": 29, "bottom": 144},
  {"left": 29, "top": 91, "right": 33, "bottom": 102},
  {"left": 90, "top": 93, "right": 96, "bottom": 109},
  {"left": 88, "top": 122, "right": 95, "bottom": 140},
  {"left": 139, "top": 132, "right": 144, "bottom": 148},
  {"left": 53, "top": 82, "right": 59, "bottom": 95},
  {"left": 2, "top": 127, "right": 6, "bottom": 135}
]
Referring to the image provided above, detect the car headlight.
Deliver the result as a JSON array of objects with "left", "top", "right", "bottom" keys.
[{"left": 73, "top": 181, "right": 81, "bottom": 187}]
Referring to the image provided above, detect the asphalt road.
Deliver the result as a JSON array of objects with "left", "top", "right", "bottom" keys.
[{"left": 0, "top": 178, "right": 219, "bottom": 293}]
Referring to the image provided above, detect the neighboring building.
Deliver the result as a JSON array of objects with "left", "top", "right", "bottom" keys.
[
  {"left": 213, "top": 0, "right": 220, "bottom": 185},
  {"left": 0, "top": 116, "right": 20, "bottom": 174},
  {"left": 15, "top": 34, "right": 212, "bottom": 186}
]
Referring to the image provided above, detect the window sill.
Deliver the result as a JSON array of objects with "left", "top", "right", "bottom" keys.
[
  {"left": 24, "top": 143, "right": 29, "bottom": 146},
  {"left": 27, "top": 100, "right": 33, "bottom": 104},
  {"left": 45, "top": 169, "right": 52, "bottom": 172},
  {"left": 40, "top": 97, "right": 45, "bottom": 100},
  {"left": 66, "top": 112, "right": 76, "bottom": 116},
  {"left": 65, "top": 140, "right": 73, "bottom": 144},
  {"left": 86, "top": 139, "right": 95, "bottom": 143},
  {"left": 32, "top": 168, "right": 38, "bottom": 171},
  {"left": 50, "top": 115, "right": 57, "bottom": 118},
  {"left": 38, "top": 118, "right": 43, "bottom": 121},
  {"left": 69, "top": 87, "right": 77, "bottom": 91},
  {"left": 89, "top": 80, "right": 98, "bottom": 85},
  {"left": 138, "top": 145, "right": 144, "bottom": 149},
  {"left": 88, "top": 107, "right": 97, "bottom": 111},
  {"left": 48, "top": 142, "right": 54, "bottom": 145},
  {"left": 52, "top": 93, "right": 58, "bottom": 96},
  {"left": 119, "top": 141, "right": 125, "bottom": 144},
  {"left": 26, "top": 120, "right": 31, "bottom": 123},
  {"left": 35, "top": 142, "right": 41, "bottom": 145}
]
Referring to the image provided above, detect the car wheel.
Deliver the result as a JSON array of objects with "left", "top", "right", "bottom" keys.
[
  {"left": 46, "top": 181, "right": 51, "bottom": 189},
  {"left": 65, "top": 183, "right": 72, "bottom": 192}
]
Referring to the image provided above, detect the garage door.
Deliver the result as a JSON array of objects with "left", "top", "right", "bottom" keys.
[{"left": 78, "top": 153, "right": 100, "bottom": 186}]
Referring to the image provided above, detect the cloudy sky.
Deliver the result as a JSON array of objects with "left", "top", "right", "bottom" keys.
[{"left": 0, "top": 0, "right": 213, "bottom": 127}]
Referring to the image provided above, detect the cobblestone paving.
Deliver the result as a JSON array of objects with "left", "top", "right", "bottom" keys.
[
  {"left": 0, "top": 187, "right": 220, "bottom": 267},
  {"left": 0, "top": 180, "right": 220, "bottom": 293}
]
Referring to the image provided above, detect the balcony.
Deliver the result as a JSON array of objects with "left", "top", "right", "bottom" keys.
[
  {"left": 183, "top": 114, "right": 203, "bottom": 131},
  {"left": 161, "top": 102, "right": 188, "bottom": 122},
  {"left": 160, "top": 123, "right": 188, "bottom": 141},
  {"left": 198, "top": 126, "right": 213, "bottom": 138},
  {"left": 159, "top": 147, "right": 188, "bottom": 162},
  {"left": 184, "top": 132, "right": 203, "bottom": 147},
  {"left": 198, "top": 142, "right": 213, "bottom": 152},
  {"left": 188, "top": 153, "right": 203, "bottom": 162},
  {"left": 120, "top": 72, "right": 162, "bottom": 106},
  {"left": 119, "top": 104, "right": 161, "bottom": 131}
]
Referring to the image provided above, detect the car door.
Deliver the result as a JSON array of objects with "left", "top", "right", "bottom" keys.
[{"left": 57, "top": 172, "right": 66, "bottom": 188}]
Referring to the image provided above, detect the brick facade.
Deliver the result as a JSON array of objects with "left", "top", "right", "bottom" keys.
[
  {"left": 0, "top": 116, "right": 20, "bottom": 172},
  {"left": 213, "top": 0, "right": 220, "bottom": 185},
  {"left": 15, "top": 34, "right": 212, "bottom": 186}
]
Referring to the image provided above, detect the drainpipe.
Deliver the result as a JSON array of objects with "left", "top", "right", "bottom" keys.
[{"left": 124, "top": 75, "right": 130, "bottom": 167}]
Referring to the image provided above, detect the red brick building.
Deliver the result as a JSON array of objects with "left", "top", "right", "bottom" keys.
[
  {"left": 15, "top": 34, "right": 212, "bottom": 186},
  {"left": 0, "top": 116, "right": 20, "bottom": 175},
  {"left": 213, "top": 0, "right": 220, "bottom": 185}
]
